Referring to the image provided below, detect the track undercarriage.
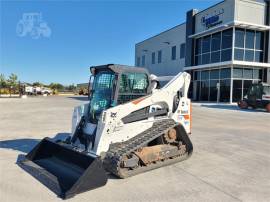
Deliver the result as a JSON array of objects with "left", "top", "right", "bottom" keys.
[{"left": 103, "top": 119, "right": 193, "bottom": 178}]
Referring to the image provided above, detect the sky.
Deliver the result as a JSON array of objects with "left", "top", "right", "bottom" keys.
[{"left": 0, "top": 0, "right": 221, "bottom": 85}]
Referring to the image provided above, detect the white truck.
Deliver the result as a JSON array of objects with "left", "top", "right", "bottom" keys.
[{"left": 24, "top": 86, "right": 52, "bottom": 95}]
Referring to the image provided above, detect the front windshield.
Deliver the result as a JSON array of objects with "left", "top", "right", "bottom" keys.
[
  {"left": 263, "top": 86, "right": 270, "bottom": 95},
  {"left": 89, "top": 71, "right": 115, "bottom": 121}
]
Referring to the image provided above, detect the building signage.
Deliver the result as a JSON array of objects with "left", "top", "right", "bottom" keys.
[{"left": 201, "top": 9, "right": 224, "bottom": 29}]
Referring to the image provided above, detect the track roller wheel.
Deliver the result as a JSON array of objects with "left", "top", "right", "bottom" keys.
[{"left": 238, "top": 100, "right": 248, "bottom": 109}]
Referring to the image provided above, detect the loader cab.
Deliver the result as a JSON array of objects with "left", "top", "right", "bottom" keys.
[
  {"left": 244, "top": 83, "right": 270, "bottom": 108},
  {"left": 88, "top": 64, "right": 151, "bottom": 122}
]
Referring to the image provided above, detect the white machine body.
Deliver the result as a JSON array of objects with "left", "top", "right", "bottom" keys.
[{"left": 71, "top": 72, "right": 191, "bottom": 156}]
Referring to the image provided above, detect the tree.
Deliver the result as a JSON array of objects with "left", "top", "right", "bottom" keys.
[
  {"left": 7, "top": 73, "right": 18, "bottom": 87},
  {"left": 0, "top": 74, "right": 6, "bottom": 88},
  {"left": 66, "top": 84, "right": 76, "bottom": 91},
  {"left": 32, "top": 82, "right": 43, "bottom": 87},
  {"left": 4, "top": 73, "right": 18, "bottom": 96},
  {"left": 49, "top": 83, "right": 64, "bottom": 91}
]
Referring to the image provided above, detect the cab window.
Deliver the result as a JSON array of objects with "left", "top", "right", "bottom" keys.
[
  {"left": 118, "top": 72, "right": 149, "bottom": 104},
  {"left": 263, "top": 86, "right": 270, "bottom": 95}
]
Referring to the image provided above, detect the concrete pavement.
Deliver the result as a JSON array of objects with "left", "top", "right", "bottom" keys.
[{"left": 0, "top": 96, "right": 269, "bottom": 202}]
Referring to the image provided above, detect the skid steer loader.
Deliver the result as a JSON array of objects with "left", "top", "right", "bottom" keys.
[{"left": 19, "top": 64, "right": 193, "bottom": 199}]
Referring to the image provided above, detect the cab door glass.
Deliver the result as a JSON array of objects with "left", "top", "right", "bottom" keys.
[
  {"left": 263, "top": 86, "right": 270, "bottom": 95},
  {"left": 118, "top": 73, "right": 149, "bottom": 104}
]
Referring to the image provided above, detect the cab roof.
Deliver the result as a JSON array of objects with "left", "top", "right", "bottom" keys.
[{"left": 90, "top": 64, "right": 149, "bottom": 75}]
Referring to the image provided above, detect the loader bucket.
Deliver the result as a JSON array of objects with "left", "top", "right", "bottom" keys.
[{"left": 19, "top": 138, "right": 108, "bottom": 199}]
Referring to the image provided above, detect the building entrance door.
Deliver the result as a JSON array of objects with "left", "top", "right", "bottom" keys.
[{"left": 233, "top": 80, "right": 242, "bottom": 102}]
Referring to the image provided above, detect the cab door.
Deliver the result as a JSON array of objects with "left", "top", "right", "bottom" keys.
[{"left": 247, "top": 85, "right": 258, "bottom": 107}]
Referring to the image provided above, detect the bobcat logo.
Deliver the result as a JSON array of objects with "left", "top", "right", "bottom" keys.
[{"left": 110, "top": 112, "right": 117, "bottom": 118}]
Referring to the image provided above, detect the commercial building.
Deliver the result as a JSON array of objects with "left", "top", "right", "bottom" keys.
[{"left": 135, "top": 0, "right": 270, "bottom": 102}]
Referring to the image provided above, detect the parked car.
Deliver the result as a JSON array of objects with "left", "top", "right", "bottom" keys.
[
  {"left": 24, "top": 86, "right": 52, "bottom": 95},
  {"left": 238, "top": 82, "right": 270, "bottom": 112},
  {"left": 41, "top": 87, "right": 52, "bottom": 95}
]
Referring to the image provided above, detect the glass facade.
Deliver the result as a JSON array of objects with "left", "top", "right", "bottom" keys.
[
  {"left": 194, "top": 28, "right": 265, "bottom": 66},
  {"left": 191, "top": 26, "right": 267, "bottom": 103},
  {"left": 194, "top": 28, "right": 233, "bottom": 65},
  {"left": 190, "top": 66, "right": 263, "bottom": 102},
  {"left": 135, "top": 24, "right": 267, "bottom": 104},
  {"left": 234, "top": 28, "right": 265, "bottom": 63},
  {"left": 232, "top": 67, "right": 262, "bottom": 102},
  {"left": 191, "top": 68, "right": 231, "bottom": 102}
]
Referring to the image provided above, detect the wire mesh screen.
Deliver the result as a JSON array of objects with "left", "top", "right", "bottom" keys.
[{"left": 90, "top": 72, "right": 115, "bottom": 119}]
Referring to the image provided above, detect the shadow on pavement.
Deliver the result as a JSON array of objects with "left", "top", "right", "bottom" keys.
[
  {"left": 0, "top": 138, "right": 39, "bottom": 153},
  {"left": 0, "top": 133, "right": 70, "bottom": 153},
  {"left": 201, "top": 104, "right": 267, "bottom": 113},
  {"left": 67, "top": 96, "right": 89, "bottom": 101}
]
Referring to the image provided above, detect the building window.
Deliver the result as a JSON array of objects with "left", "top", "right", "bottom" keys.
[
  {"left": 202, "top": 36, "right": 211, "bottom": 53},
  {"left": 209, "top": 80, "right": 219, "bottom": 101},
  {"left": 243, "top": 68, "right": 253, "bottom": 79},
  {"left": 222, "top": 29, "right": 233, "bottom": 49},
  {"left": 234, "top": 29, "right": 264, "bottom": 63},
  {"left": 220, "top": 79, "right": 231, "bottom": 102},
  {"left": 171, "top": 46, "right": 176, "bottom": 60},
  {"left": 211, "top": 51, "right": 220, "bottom": 63},
  {"left": 201, "top": 80, "right": 209, "bottom": 101},
  {"left": 195, "top": 55, "right": 202, "bottom": 65},
  {"left": 245, "top": 30, "right": 255, "bottom": 49},
  {"left": 195, "top": 38, "right": 202, "bottom": 55},
  {"left": 158, "top": 50, "right": 162, "bottom": 63},
  {"left": 253, "top": 69, "right": 262, "bottom": 80},
  {"left": 210, "top": 69, "right": 219, "bottom": 80},
  {"left": 233, "top": 68, "right": 243, "bottom": 78},
  {"left": 142, "top": 55, "right": 145, "bottom": 67},
  {"left": 235, "top": 28, "right": 245, "bottom": 48},
  {"left": 221, "top": 49, "right": 232, "bottom": 62},
  {"left": 194, "top": 28, "right": 232, "bottom": 66},
  {"left": 234, "top": 49, "right": 244, "bottom": 61},
  {"left": 202, "top": 53, "right": 210, "bottom": 64},
  {"left": 211, "top": 32, "right": 221, "bottom": 51},
  {"left": 220, "top": 68, "right": 231, "bottom": 79},
  {"left": 255, "top": 51, "right": 263, "bottom": 62},
  {"left": 136, "top": 57, "right": 140, "bottom": 66},
  {"left": 255, "top": 31, "right": 264, "bottom": 50},
  {"left": 245, "top": 50, "right": 254, "bottom": 62},
  {"left": 151, "top": 52, "right": 155, "bottom": 64},
  {"left": 180, "top": 43, "right": 185, "bottom": 59},
  {"left": 201, "top": 70, "right": 209, "bottom": 80}
]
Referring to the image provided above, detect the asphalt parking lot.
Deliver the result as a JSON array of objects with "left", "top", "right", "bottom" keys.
[{"left": 0, "top": 96, "right": 270, "bottom": 202}]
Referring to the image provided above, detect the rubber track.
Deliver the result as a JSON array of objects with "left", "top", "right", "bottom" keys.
[{"left": 103, "top": 119, "right": 193, "bottom": 178}]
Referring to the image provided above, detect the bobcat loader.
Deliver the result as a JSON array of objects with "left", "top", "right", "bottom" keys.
[{"left": 20, "top": 64, "right": 193, "bottom": 199}]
